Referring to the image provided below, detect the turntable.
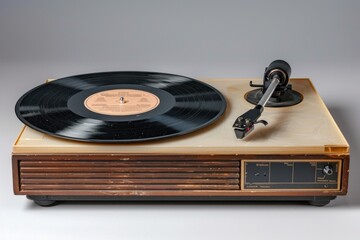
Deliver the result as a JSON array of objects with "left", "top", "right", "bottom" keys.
[{"left": 12, "top": 60, "right": 349, "bottom": 206}]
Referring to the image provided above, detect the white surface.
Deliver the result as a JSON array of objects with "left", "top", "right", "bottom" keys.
[{"left": 1, "top": 1, "right": 359, "bottom": 240}]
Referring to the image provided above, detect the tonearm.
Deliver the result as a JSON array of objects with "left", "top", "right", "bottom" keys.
[{"left": 233, "top": 60, "right": 294, "bottom": 139}]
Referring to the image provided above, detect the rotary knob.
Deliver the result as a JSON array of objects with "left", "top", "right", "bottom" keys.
[{"left": 323, "top": 165, "right": 334, "bottom": 176}]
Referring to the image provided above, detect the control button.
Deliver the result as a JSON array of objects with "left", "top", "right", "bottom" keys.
[{"left": 323, "top": 165, "right": 334, "bottom": 176}]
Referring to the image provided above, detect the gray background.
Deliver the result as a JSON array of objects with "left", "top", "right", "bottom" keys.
[{"left": 1, "top": 1, "right": 359, "bottom": 239}]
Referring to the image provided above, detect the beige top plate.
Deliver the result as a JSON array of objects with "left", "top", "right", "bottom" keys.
[{"left": 13, "top": 78, "right": 349, "bottom": 155}]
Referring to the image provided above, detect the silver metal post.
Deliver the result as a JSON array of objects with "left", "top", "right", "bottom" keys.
[{"left": 257, "top": 76, "right": 280, "bottom": 107}]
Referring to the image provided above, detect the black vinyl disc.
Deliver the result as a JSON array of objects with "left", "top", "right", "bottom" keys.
[{"left": 15, "top": 72, "right": 227, "bottom": 142}]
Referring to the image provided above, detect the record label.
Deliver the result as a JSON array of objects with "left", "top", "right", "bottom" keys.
[{"left": 84, "top": 89, "right": 160, "bottom": 116}]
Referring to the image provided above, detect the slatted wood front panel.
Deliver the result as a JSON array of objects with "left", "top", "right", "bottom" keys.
[{"left": 19, "top": 160, "right": 240, "bottom": 192}]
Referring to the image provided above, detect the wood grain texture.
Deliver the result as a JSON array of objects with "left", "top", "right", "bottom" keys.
[
  {"left": 18, "top": 158, "right": 241, "bottom": 194},
  {"left": 12, "top": 154, "right": 349, "bottom": 197}
]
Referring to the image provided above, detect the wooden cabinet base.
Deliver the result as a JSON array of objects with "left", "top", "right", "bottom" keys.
[{"left": 13, "top": 154, "right": 349, "bottom": 207}]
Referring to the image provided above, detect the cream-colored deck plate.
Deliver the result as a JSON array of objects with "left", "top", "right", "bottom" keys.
[{"left": 13, "top": 78, "right": 349, "bottom": 155}]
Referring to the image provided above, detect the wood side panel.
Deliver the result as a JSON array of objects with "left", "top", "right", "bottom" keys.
[
  {"left": 20, "top": 161, "right": 240, "bottom": 167},
  {"left": 21, "top": 178, "right": 240, "bottom": 185},
  {"left": 20, "top": 172, "right": 240, "bottom": 179},
  {"left": 21, "top": 184, "right": 240, "bottom": 190},
  {"left": 20, "top": 167, "right": 239, "bottom": 173},
  {"left": 340, "top": 155, "right": 350, "bottom": 195},
  {"left": 13, "top": 154, "right": 349, "bottom": 197},
  {"left": 12, "top": 156, "right": 20, "bottom": 194}
]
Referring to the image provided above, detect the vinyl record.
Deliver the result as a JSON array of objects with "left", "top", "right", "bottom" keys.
[{"left": 15, "top": 72, "right": 227, "bottom": 142}]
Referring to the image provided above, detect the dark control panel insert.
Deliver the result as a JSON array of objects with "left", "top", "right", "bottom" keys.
[{"left": 242, "top": 160, "right": 341, "bottom": 190}]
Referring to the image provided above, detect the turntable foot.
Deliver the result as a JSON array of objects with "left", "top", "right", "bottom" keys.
[
  {"left": 33, "top": 199, "right": 57, "bottom": 207},
  {"left": 308, "top": 200, "right": 331, "bottom": 207},
  {"left": 27, "top": 196, "right": 57, "bottom": 207}
]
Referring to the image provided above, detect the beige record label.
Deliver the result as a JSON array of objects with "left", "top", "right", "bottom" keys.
[{"left": 84, "top": 89, "right": 160, "bottom": 116}]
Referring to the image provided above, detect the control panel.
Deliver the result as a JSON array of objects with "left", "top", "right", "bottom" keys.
[{"left": 242, "top": 160, "right": 341, "bottom": 190}]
